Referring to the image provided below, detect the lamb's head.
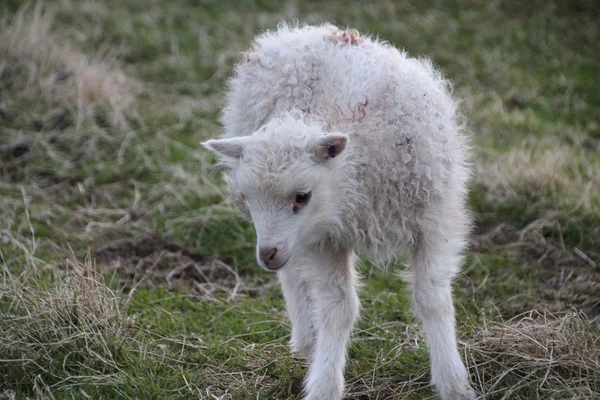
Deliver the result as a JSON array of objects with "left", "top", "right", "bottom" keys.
[{"left": 203, "top": 117, "right": 349, "bottom": 271}]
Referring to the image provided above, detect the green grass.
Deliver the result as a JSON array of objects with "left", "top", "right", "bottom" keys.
[{"left": 1, "top": 1, "right": 599, "bottom": 399}]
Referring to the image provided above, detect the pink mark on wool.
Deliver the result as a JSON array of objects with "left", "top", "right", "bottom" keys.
[
  {"left": 323, "top": 97, "right": 369, "bottom": 131},
  {"left": 326, "top": 27, "right": 364, "bottom": 46},
  {"left": 350, "top": 97, "right": 368, "bottom": 121}
]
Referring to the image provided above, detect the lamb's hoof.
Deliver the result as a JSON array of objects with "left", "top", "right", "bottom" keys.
[{"left": 302, "top": 377, "right": 344, "bottom": 400}]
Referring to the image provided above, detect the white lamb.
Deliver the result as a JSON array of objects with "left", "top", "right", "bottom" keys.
[{"left": 203, "top": 24, "right": 476, "bottom": 400}]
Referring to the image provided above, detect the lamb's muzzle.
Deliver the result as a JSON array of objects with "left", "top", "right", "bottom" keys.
[{"left": 258, "top": 246, "right": 288, "bottom": 270}]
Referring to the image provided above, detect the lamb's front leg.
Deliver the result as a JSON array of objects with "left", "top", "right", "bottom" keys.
[
  {"left": 303, "top": 248, "right": 359, "bottom": 400},
  {"left": 278, "top": 266, "right": 316, "bottom": 360}
]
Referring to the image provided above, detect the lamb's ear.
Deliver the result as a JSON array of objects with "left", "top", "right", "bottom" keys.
[
  {"left": 313, "top": 133, "right": 348, "bottom": 162},
  {"left": 202, "top": 137, "right": 247, "bottom": 159}
]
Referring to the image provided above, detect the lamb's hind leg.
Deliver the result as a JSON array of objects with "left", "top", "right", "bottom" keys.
[
  {"left": 409, "top": 220, "right": 476, "bottom": 400},
  {"left": 278, "top": 266, "right": 316, "bottom": 360},
  {"left": 303, "top": 248, "right": 359, "bottom": 400}
]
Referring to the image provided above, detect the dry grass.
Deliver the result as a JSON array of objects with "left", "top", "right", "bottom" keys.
[
  {"left": 475, "top": 137, "right": 600, "bottom": 214},
  {"left": 0, "top": 247, "right": 218, "bottom": 398},
  {"left": 0, "top": 3, "right": 136, "bottom": 129},
  {"left": 0, "top": 253, "right": 132, "bottom": 390},
  {"left": 0, "top": 390, "right": 15, "bottom": 400},
  {"left": 342, "top": 311, "right": 600, "bottom": 399},
  {"left": 2, "top": 251, "right": 600, "bottom": 398},
  {"left": 0, "top": 3, "right": 146, "bottom": 195},
  {"left": 466, "top": 310, "right": 600, "bottom": 399}
]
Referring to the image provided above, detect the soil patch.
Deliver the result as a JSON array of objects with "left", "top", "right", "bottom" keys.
[{"left": 94, "top": 231, "right": 258, "bottom": 300}]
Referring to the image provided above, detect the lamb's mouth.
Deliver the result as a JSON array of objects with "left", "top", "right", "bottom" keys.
[{"left": 264, "top": 257, "right": 290, "bottom": 271}]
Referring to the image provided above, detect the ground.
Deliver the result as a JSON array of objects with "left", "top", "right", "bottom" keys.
[{"left": 1, "top": 1, "right": 599, "bottom": 399}]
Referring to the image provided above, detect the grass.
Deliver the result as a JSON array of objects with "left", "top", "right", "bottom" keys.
[{"left": 1, "top": 1, "right": 599, "bottom": 399}]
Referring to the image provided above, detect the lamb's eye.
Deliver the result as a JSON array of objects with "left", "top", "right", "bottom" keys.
[
  {"left": 295, "top": 191, "right": 311, "bottom": 204},
  {"left": 293, "top": 192, "right": 311, "bottom": 212},
  {"left": 293, "top": 191, "right": 311, "bottom": 212}
]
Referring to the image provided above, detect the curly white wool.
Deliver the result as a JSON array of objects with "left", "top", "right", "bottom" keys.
[
  {"left": 204, "top": 23, "right": 476, "bottom": 400},
  {"left": 221, "top": 23, "right": 470, "bottom": 263}
]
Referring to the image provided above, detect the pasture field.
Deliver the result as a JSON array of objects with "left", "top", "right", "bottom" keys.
[{"left": 1, "top": 1, "right": 599, "bottom": 399}]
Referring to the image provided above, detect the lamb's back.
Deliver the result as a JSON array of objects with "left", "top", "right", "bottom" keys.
[{"left": 220, "top": 24, "right": 417, "bottom": 138}]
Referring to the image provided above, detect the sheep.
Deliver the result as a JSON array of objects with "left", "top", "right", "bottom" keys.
[{"left": 202, "top": 23, "right": 476, "bottom": 400}]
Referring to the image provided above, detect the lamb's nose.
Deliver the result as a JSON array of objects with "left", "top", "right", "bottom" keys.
[{"left": 259, "top": 247, "right": 278, "bottom": 266}]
